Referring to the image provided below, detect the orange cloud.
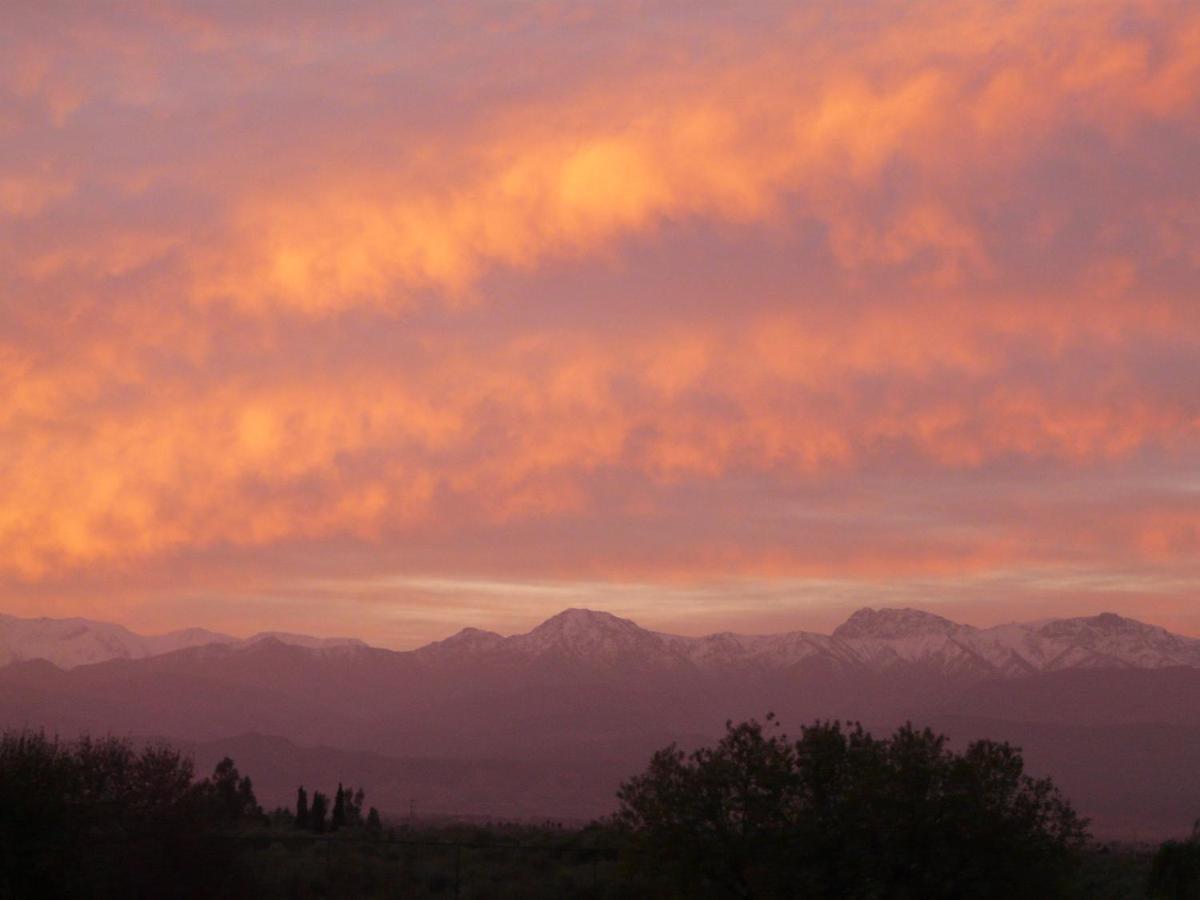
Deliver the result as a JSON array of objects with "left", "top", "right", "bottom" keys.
[
  {"left": 1, "top": 1, "right": 1197, "bottom": 638},
  {"left": 0, "top": 0, "right": 1174, "bottom": 314},
  {"left": 2, "top": 288, "right": 1196, "bottom": 581}
]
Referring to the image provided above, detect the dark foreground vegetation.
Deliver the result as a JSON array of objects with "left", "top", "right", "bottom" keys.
[{"left": 1, "top": 722, "right": 1197, "bottom": 898}]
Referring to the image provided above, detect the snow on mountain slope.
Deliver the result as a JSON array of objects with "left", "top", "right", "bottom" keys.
[
  {"left": 243, "top": 631, "right": 367, "bottom": 650},
  {"left": 0, "top": 614, "right": 366, "bottom": 669},
  {"left": 827, "top": 608, "right": 1200, "bottom": 677},
  {"left": 833, "top": 607, "right": 963, "bottom": 640},
  {"left": 509, "top": 609, "right": 696, "bottom": 669},
  {"left": 660, "top": 629, "right": 846, "bottom": 670},
  {"left": 147, "top": 627, "right": 238, "bottom": 655},
  {"left": 829, "top": 608, "right": 994, "bottom": 676},
  {"left": 413, "top": 626, "right": 506, "bottom": 662},
  {"left": 0, "top": 614, "right": 237, "bottom": 669},
  {"left": 984, "top": 613, "right": 1200, "bottom": 672}
]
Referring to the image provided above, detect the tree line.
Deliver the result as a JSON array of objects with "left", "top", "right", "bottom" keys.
[
  {"left": 291, "top": 782, "right": 382, "bottom": 834},
  {"left": 0, "top": 731, "right": 261, "bottom": 898},
  {"left": 616, "top": 715, "right": 1085, "bottom": 897},
  {"left": 2, "top": 721, "right": 1199, "bottom": 897}
]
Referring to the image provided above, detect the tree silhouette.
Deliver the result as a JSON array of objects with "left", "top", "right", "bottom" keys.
[
  {"left": 203, "top": 756, "right": 260, "bottom": 823},
  {"left": 309, "top": 791, "right": 329, "bottom": 833},
  {"left": 617, "top": 716, "right": 1090, "bottom": 899},
  {"left": 332, "top": 783, "right": 346, "bottom": 831},
  {"left": 1149, "top": 821, "right": 1200, "bottom": 899},
  {"left": 0, "top": 730, "right": 246, "bottom": 898},
  {"left": 295, "top": 785, "right": 309, "bottom": 829},
  {"left": 366, "top": 807, "right": 383, "bottom": 835}
]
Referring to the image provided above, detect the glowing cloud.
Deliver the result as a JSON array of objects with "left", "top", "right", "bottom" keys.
[{"left": 0, "top": 0, "right": 1197, "bottom": 642}]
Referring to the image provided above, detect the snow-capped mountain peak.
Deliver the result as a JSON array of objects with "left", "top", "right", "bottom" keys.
[
  {"left": 833, "top": 607, "right": 967, "bottom": 640},
  {"left": 512, "top": 608, "right": 674, "bottom": 663},
  {"left": 443, "top": 626, "right": 505, "bottom": 646},
  {"left": 413, "top": 626, "right": 506, "bottom": 661},
  {"left": 526, "top": 608, "right": 640, "bottom": 639},
  {"left": 530, "top": 607, "right": 633, "bottom": 633}
]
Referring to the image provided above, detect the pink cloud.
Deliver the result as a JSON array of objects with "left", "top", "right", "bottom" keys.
[{"left": 0, "top": 1, "right": 1196, "bottom": 640}]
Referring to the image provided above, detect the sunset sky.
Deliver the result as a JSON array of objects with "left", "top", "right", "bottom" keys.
[{"left": 2, "top": 1, "right": 1198, "bottom": 646}]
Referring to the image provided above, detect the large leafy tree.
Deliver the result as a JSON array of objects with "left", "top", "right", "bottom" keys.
[
  {"left": 616, "top": 716, "right": 1089, "bottom": 899},
  {"left": 202, "top": 756, "right": 261, "bottom": 824},
  {"left": 1149, "top": 822, "right": 1200, "bottom": 899},
  {"left": 0, "top": 731, "right": 254, "bottom": 899}
]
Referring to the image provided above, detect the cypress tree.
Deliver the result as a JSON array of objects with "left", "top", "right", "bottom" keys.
[
  {"left": 237, "top": 774, "right": 258, "bottom": 819},
  {"left": 295, "top": 786, "right": 309, "bottom": 829},
  {"left": 331, "top": 783, "right": 346, "bottom": 832},
  {"left": 309, "top": 791, "right": 328, "bottom": 833}
]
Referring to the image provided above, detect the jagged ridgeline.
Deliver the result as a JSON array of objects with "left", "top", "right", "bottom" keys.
[{"left": 5, "top": 606, "right": 1198, "bottom": 674}]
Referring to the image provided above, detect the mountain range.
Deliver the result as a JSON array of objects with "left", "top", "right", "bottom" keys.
[
  {"left": 2, "top": 606, "right": 1199, "bottom": 838},
  {"left": 5, "top": 606, "right": 1198, "bottom": 676},
  {"left": 414, "top": 606, "right": 1200, "bottom": 678}
]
